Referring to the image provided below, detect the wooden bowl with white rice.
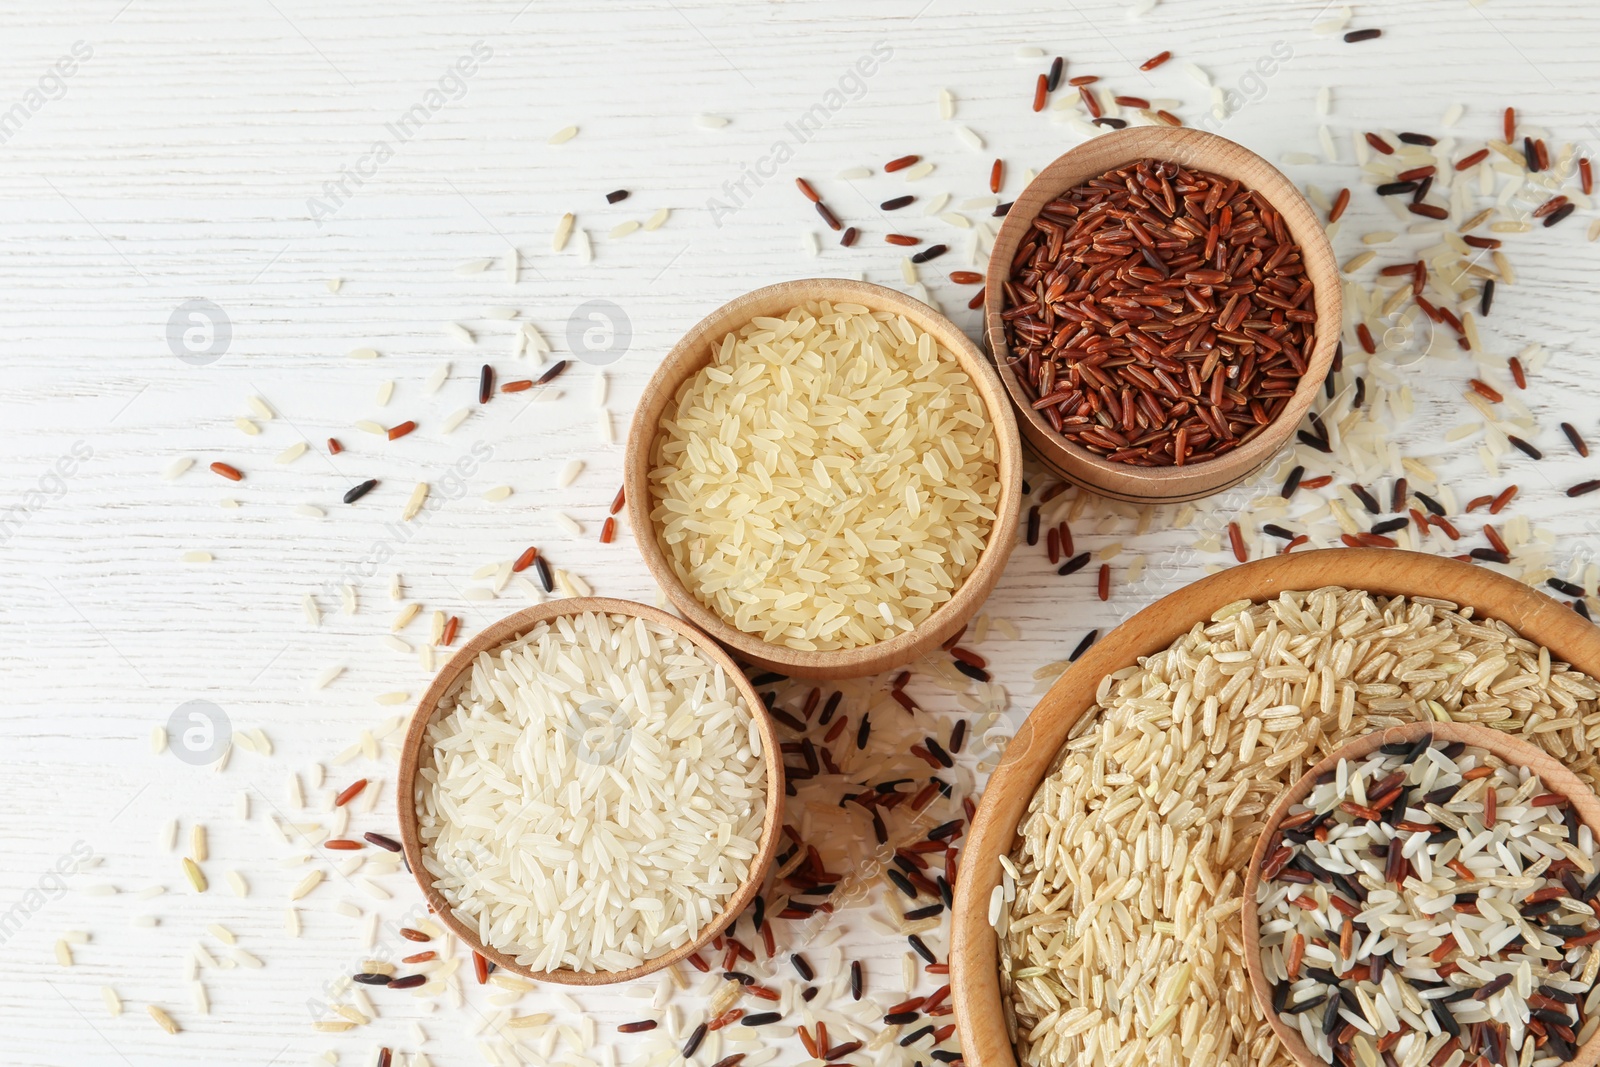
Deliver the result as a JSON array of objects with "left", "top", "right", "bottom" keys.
[
  {"left": 396, "top": 598, "right": 783, "bottom": 985},
  {"left": 624, "top": 278, "right": 1024, "bottom": 680},
  {"left": 950, "top": 548, "right": 1600, "bottom": 1067}
]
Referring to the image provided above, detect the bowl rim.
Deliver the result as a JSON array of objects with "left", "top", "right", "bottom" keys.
[
  {"left": 950, "top": 548, "right": 1600, "bottom": 1067},
  {"left": 1240, "top": 718, "right": 1600, "bottom": 1067},
  {"left": 982, "top": 125, "right": 1343, "bottom": 502},
  {"left": 624, "top": 276, "right": 1024, "bottom": 679},
  {"left": 394, "top": 596, "right": 785, "bottom": 985}
]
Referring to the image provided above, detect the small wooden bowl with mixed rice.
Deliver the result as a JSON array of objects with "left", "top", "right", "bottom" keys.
[
  {"left": 950, "top": 548, "right": 1600, "bottom": 1067},
  {"left": 984, "top": 125, "right": 1342, "bottom": 505},
  {"left": 625, "top": 278, "right": 1023, "bottom": 679},
  {"left": 1243, "top": 719, "right": 1600, "bottom": 1067},
  {"left": 395, "top": 597, "right": 784, "bottom": 985}
]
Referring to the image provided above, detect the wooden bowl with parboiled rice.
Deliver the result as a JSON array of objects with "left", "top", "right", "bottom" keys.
[
  {"left": 625, "top": 278, "right": 1024, "bottom": 680},
  {"left": 984, "top": 125, "right": 1341, "bottom": 505},
  {"left": 1243, "top": 719, "right": 1600, "bottom": 1067},
  {"left": 950, "top": 548, "right": 1600, "bottom": 1067},
  {"left": 395, "top": 598, "right": 783, "bottom": 985}
]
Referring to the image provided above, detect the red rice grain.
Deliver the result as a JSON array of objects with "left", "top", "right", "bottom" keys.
[
  {"left": 816, "top": 202, "right": 842, "bottom": 231},
  {"left": 795, "top": 177, "right": 820, "bottom": 203},
  {"left": 1364, "top": 133, "right": 1394, "bottom": 155},
  {"left": 1329, "top": 188, "right": 1350, "bottom": 223},
  {"left": 609, "top": 485, "right": 626, "bottom": 514},
  {"left": 1031, "top": 74, "right": 1047, "bottom": 113},
  {"left": 1455, "top": 148, "right": 1490, "bottom": 171},
  {"left": 386, "top": 421, "right": 416, "bottom": 439},
  {"left": 334, "top": 779, "right": 367, "bottom": 807},
  {"left": 840, "top": 227, "right": 858, "bottom": 247},
  {"left": 990, "top": 158, "right": 1004, "bottom": 194},
  {"left": 1068, "top": 75, "right": 1098, "bottom": 87},
  {"left": 1489, "top": 485, "right": 1518, "bottom": 514},
  {"left": 967, "top": 287, "right": 985, "bottom": 309},
  {"left": 1508, "top": 356, "right": 1526, "bottom": 389},
  {"left": 1140, "top": 50, "right": 1171, "bottom": 70},
  {"left": 441, "top": 615, "right": 460, "bottom": 646},
  {"left": 950, "top": 271, "right": 982, "bottom": 284},
  {"left": 1469, "top": 378, "right": 1504, "bottom": 403},
  {"left": 501, "top": 379, "right": 533, "bottom": 393},
  {"left": 1228, "top": 521, "right": 1247, "bottom": 563},
  {"left": 884, "top": 154, "right": 920, "bottom": 173},
  {"left": 599, "top": 516, "right": 616, "bottom": 544},
  {"left": 210, "top": 461, "right": 243, "bottom": 481},
  {"left": 1097, "top": 563, "right": 1110, "bottom": 601},
  {"left": 1504, "top": 107, "right": 1516, "bottom": 143},
  {"left": 1114, "top": 95, "right": 1150, "bottom": 109},
  {"left": 1582, "top": 158, "right": 1594, "bottom": 196},
  {"left": 327, "top": 437, "right": 342, "bottom": 455},
  {"left": 885, "top": 234, "right": 920, "bottom": 246},
  {"left": 1078, "top": 85, "right": 1101, "bottom": 119}
]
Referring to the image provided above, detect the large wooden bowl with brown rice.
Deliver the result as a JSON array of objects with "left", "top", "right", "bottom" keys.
[{"left": 951, "top": 548, "right": 1600, "bottom": 1067}]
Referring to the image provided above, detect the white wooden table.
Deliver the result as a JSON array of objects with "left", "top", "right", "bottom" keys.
[{"left": 5, "top": 1, "right": 1600, "bottom": 1064}]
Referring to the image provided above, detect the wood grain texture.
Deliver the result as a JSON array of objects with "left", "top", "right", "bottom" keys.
[
  {"left": 952, "top": 550, "right": 1600, "bottom": 1067},
  {"left": 4, "top": 0, "right": 1600, "bottom": 1064},
  {"left": 984, "top": 126, "right": 1341, "bottom": 503},
  {"left": 1241, "top": 719, "right": 1600, "bottom": 1067},
  {"left": 624, "top": 277, "right": 1023, "bottom": 678}
]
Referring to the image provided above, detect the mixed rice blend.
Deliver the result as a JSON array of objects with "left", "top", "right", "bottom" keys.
[{"left": 998, "top": 587, "right": 1600, "bottom": 1067}]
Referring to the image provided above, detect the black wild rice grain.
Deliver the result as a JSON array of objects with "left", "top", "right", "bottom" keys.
[
  {"left": 1092, "top": 117, "right": 1129, "bottom": 129},
  {"left": 1507, "top": 435, "right": 1542, "bottom": 460},
  {"left": 840, "top": 227, "right": 858, "bottom": 247},
  {"left": 752, "top": 895, "right": 765, "bottom": 929},
  {"left": 534, "top": 555, "right": 554, "bottom": 593},
  {"left": 750, "top": 671, "right": 785, "bottom": 686},
  {"left": 1351, "top": 484, "right": 1382, "bottom": 514},
  {"left": 389, "top": 973, "right": 425, "bottom": 989},
  {"left": 1371, "top": 517, "right": 1409, "bottom": 536},
  {"left": 1047, "top": 56, "right": 1064, "bottom": 91},
  {"left": 1026, "top": 505, "right": 1040, "bottom": 545},
  {"left": 683, "top": 1023, "right": 707, "bottom": 1058},
  {"left": 1285, "top": 993, "right": 1328, "bottom": 1014},
  {"left": 1069, "top": 629, "right": 1098, "bottom": 661},
  {"left": 478, "top": 364, "right": 493, "bottom": 403},
  {"left": 1551, "top": 578, "right": 1586, "bottom": 598},
  {"left": 1568, "top": 479, "right": 1600, "bottom": 497},
  {"left": 710, "top": 1058, "right": 747, "bottom": 1067},
  {"left": 1263, "top": 524, "right": 1295, "bottom": 540},
  {"left": 907, "top": 934, "right": 936, "bottom": 964},
  {"left": 1353, "top": 376, "right": 1366, "bottom": 407},
  {"left": 819, "top": 690, "right": 842, "bottom": 725},
  {"left": 905, "top": 903, "right": 944, "bottom": 920},
  {"left": 1415, "top": 491, "right": 1446, "bottom": 516},
  {"left": 619, "top": 1020, "right": 658, "bottom": 1033},
  {"left": 1391, "top": 477, "right": 1408, "bottom": 513},
  {"left": 363, "top": 832, "right": 402, "bottom": 851},
  {"left": 949, "top": 718, "right": 967, "bottom": 753},
  {"left": 1398, "top": 132, "right": 1437, "bottom": 146},
  {"left": 1474, "top": 974, "right": 1513, "bottom": 1000},
  {"left": 856, "top": 714, "right": 870, "bottom": 750},
  {"left": 1282, "top": 465, "right": 1304, "bottom": 499},
  {"left": 1470, "top": 548, "right": 1511, "bottom": 564},
  {"left": 900, "top": 1024, "right": 936, "bottom": 1047},
  {"left": 801, "top": 986, "right": 817, "bottom": 1001},
  {"left": 534, "top": 360, "right": 568, "bottom": 386},
  {"left": 1057, "top": 552, "right": 1090, "bottom": 576},
  {"left": 911, "top": 244, "right": 948, "bottom": 264},
  {"left": 924, "top": 738, "right": 953, "bottom": 767},
  {"left": 1561, "top": 422, "right": 1589, "bottom": 457},
  {"left": 1375, "top": 181, "right": 1420, "bottom": 196},
  {"left": 881, "top": 195, "right": 914, "bottom": 211},
  {"left": 850, "top": 960, "right": 863, "bottom": 1000},
  {"left": 1547, "top": 203, "right": 1577, "bottom": 226},
  {"left": 952, "top": 660, "right": 988, "bottom": 683},
  {"left": 884, "top": 1011, "right": 920, "bottom": 1026},
  {"left": 1343, "top": 28, "right": 1381, "bottom": 41},
  {"left": 790, "top": 954, "right": 814, "bottom": 981},
  {"left": 605, "top": 189, "right": 629, "bottom": 203},
  {"left": 1525, "top": 136, "right": 1541, "bottom": 173},
  {"left": 937, "top": 875, "right": 953, "bottom": 906},
  {"left": 993, "top": 202, "right": 1012, "bottom": 216},
  {"left": 739, "top": 1012, "right": 782, "bottom": 1027},
  {"left": 1480, "top": 278, "right": 1495, "bottom": 316},
  {"left": 1297, "top": 431, "right": 1333, "bottom": 453},
  {"left": 353, "top": 973, "right": 393, "bottom": 985},
  {"left": 931, "top": 1052, "right": 962, "bottom": 1063},
  {"left": 343, "top": 479, "right": 378, "bottom": 504},
  {"left": 815, "top": 202, "right": 842, "bottom": 230},
  {"left": 1577, "top": 600, "right": 1593, "bottom": 621},
  {"left": 723, "top": 971, "right": 756, "bottom": 985},
  {"left": 928, "top": 819, "right": 961, "bottom": 840},
  {"left": 887, "top": 869, "right": 917, "bottom": 900}
]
